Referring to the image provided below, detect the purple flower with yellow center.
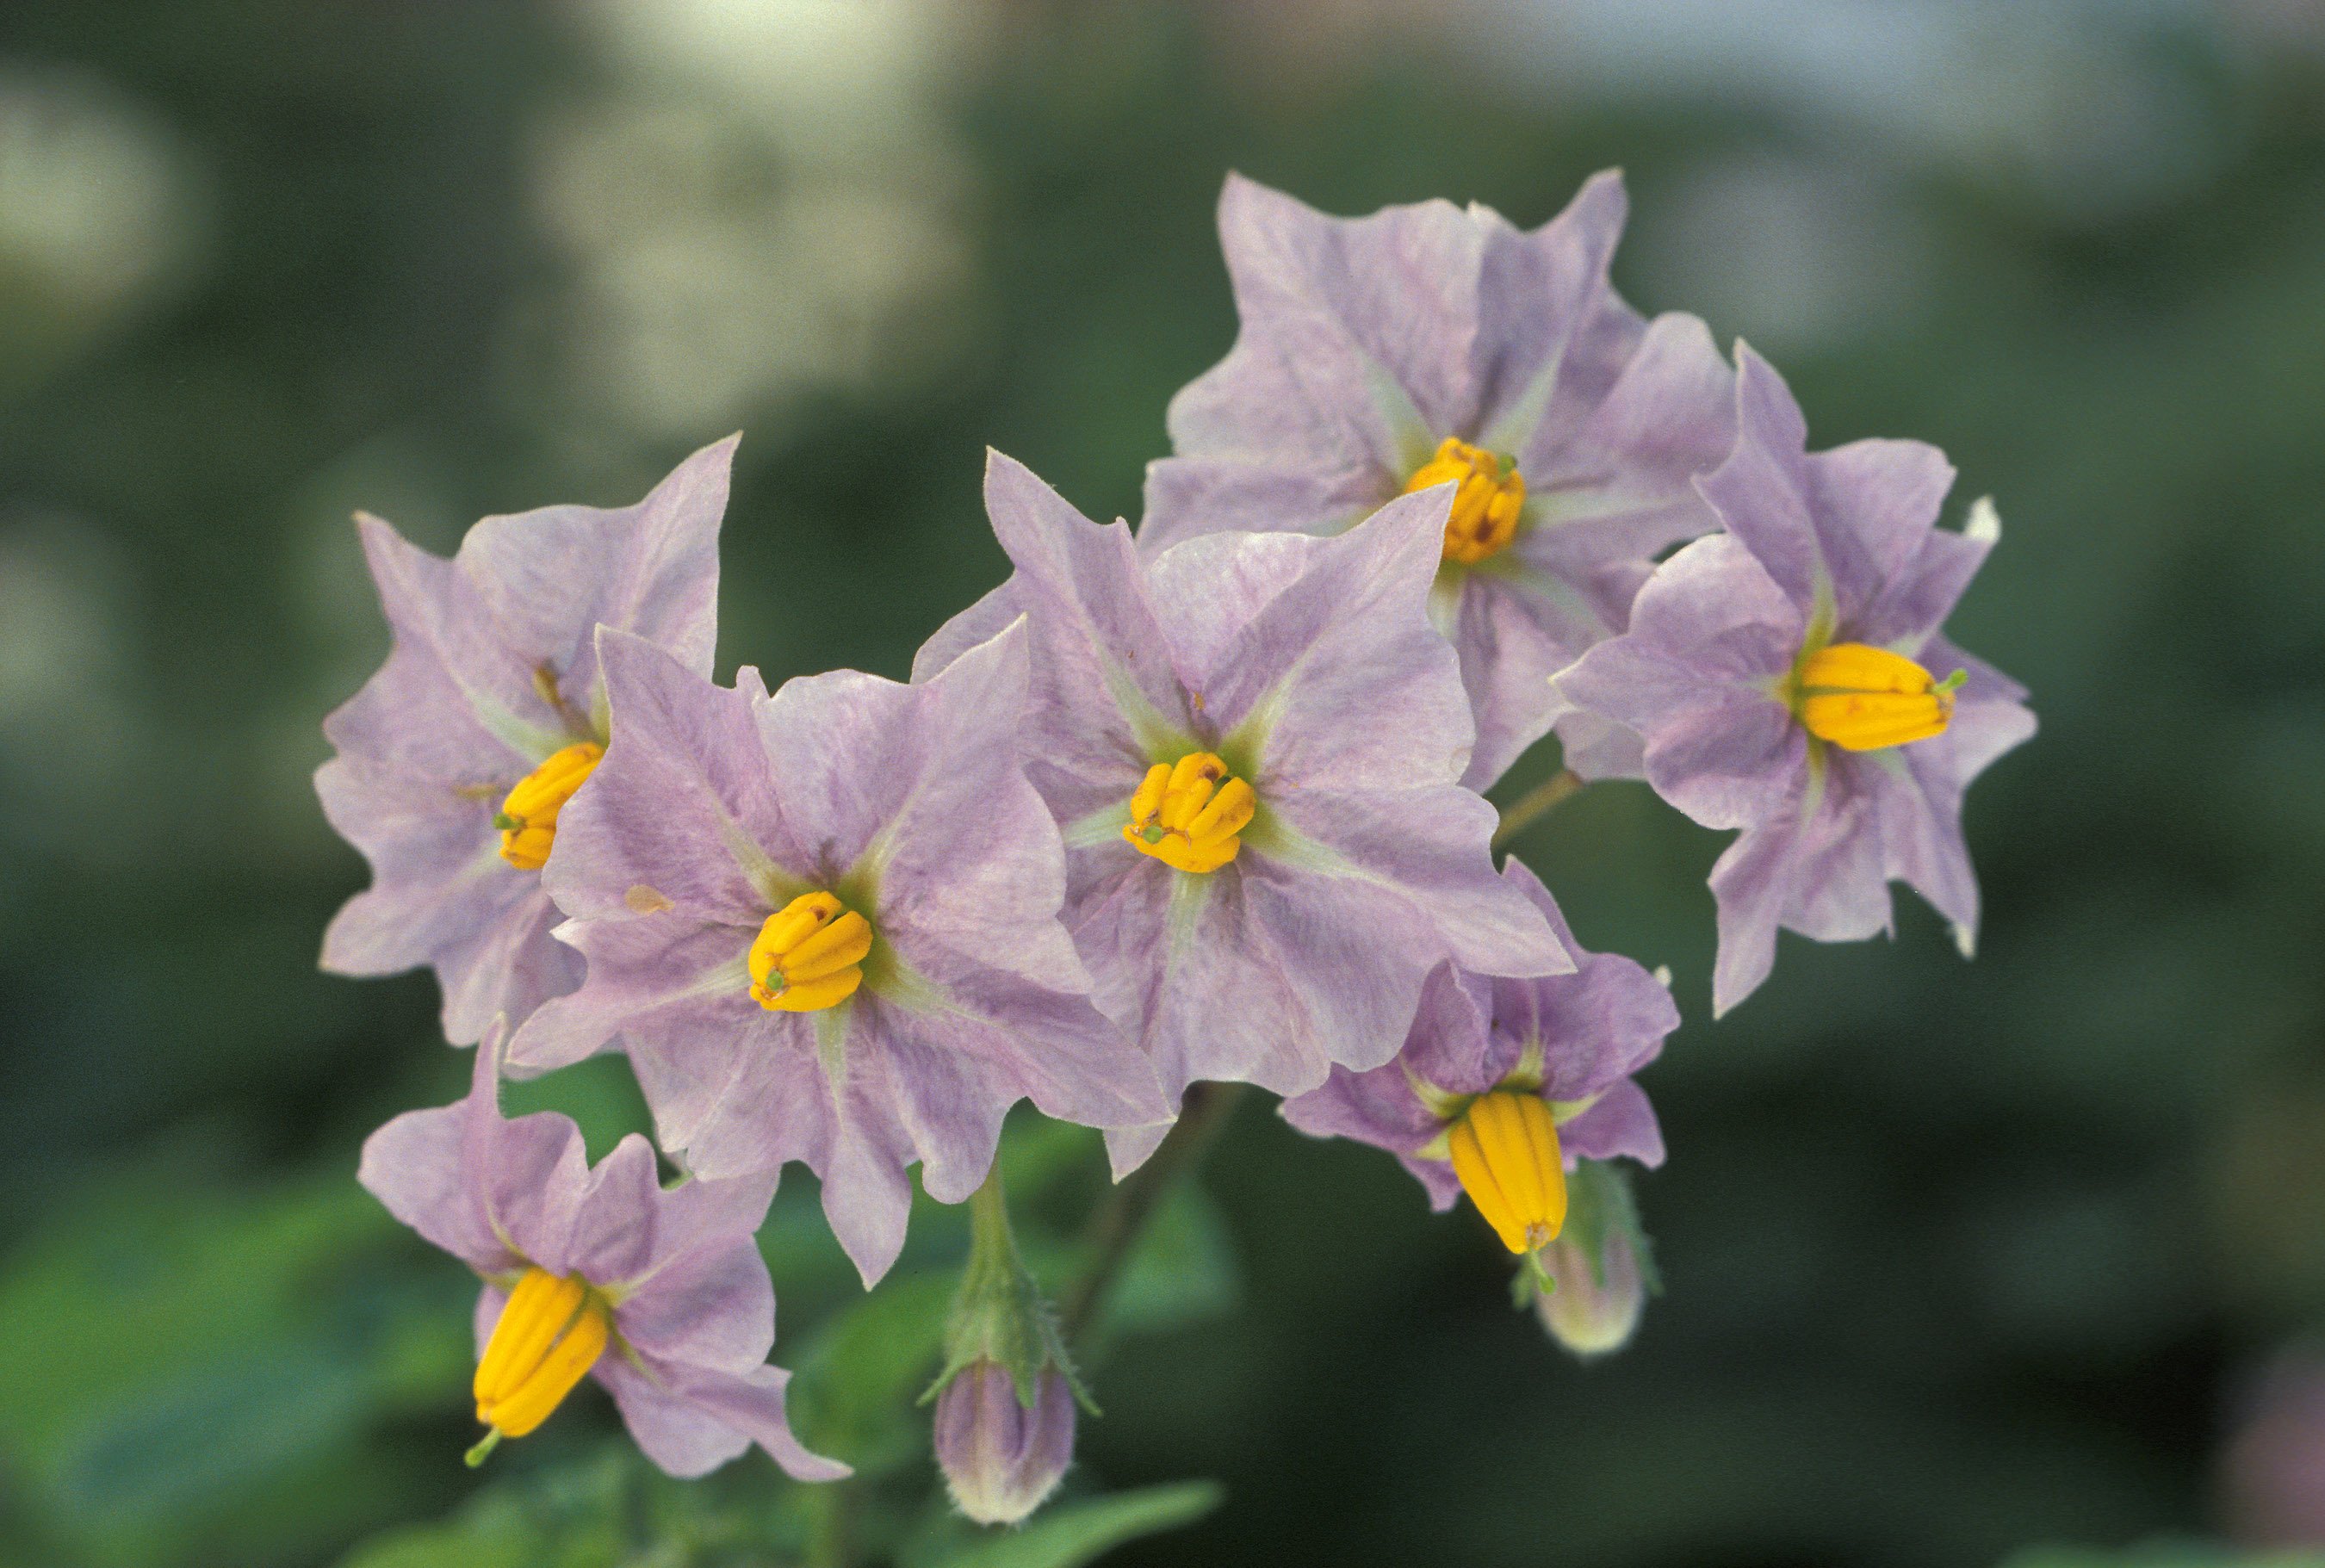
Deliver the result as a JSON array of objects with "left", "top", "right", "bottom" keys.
[
  {"left": 914, "top": 454, "right": 1569, "bottom": 1172},
  {"left": 317, "top": 440, "right": 734, "bottom": 1044},
  {"left": 503, "top": 622, "right": 1168, "bottom": 1286},
  {"left": 1556, "top": 347, "right": 2037, "bottom": 1016},
  {"left": 1140, "top": 172, "right": 1736, "bottom": 789},
  {"left": 356, "top": 1028, "right": 846, "bottom": 1481},
  {"left": 1280, "top": 859, "right": 1671, "bottom": 1259}
]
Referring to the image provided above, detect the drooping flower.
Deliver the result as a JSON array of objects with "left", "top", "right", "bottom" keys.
[
  {"left": 356, "top": 1025, "right": 844, "bottom": 1481},
  {"left": 927, "top": 1171, "right": 1083, "bottom": 1527},
  {"left": 934, "top": 1361, "right": 1076, "bottom": 1527},
  {"left": 1280, "top": 858, "right": 1671, "bottom": 1257},
  {"left": 317, "top": 440, "right": 733, "bottom": 1044},
  {"left": 504, "top": 621, "right": 1168, "bottom": 1286},
  {"left": 1140, "top": 172, "right": 1736, "bottom": 790},
  {"left": 914, "top": 454, "right": 1570, "bottom": 1172},
  {"left": 1555, "top": 347, "right": 2037, "bottom": 1015}
]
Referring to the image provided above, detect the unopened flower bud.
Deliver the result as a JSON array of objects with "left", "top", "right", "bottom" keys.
[
  {"left": 934, "top": 1358, "right": 1076, "bottom": 1525},
  {"left": 1513, "top": 1156, "right": 1657, "bottom": 1358},
  {"left": 1534, "top": 1225, "right": 1644, "bottom": 1356}
]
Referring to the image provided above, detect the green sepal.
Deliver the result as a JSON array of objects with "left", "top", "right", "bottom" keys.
[{"left": 922, "top": 1173, "right": 1096, "bottom": 1416}]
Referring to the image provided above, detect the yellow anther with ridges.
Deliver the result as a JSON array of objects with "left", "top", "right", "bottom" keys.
[
  {"left": 473, "top": 1267, "right": 611, "bottom": 1441},
  {"left": 1404, "top": 437, "right": 1527, "bottom": 565},
  {"left": 1795, "top": 642, "right": 1962, "bottom": 752},
  {"left": 493, "top": 743, "right": 604, "bottom": 869},
  {"left": 1123, "top": 753, "right": 1256, "bottom": 875},
  {"left": 748, "top": 890, "right": 872, "bottom": 1012},
  {"left": 1448, "top": 1090, "right": 1567, "bottom": 1255}
]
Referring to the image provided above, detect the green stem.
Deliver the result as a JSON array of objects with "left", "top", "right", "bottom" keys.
[
  {"left": 804, "top": 1476, "right": 859, "bottom": 1568},
  {"left": 1491, "top": 767, "right": 1584, "bottom": 850},
  {"left": 1061, "top": 1081, "right": 1249, "bottom": 1344},
  {"left": 966, "top": 1164, "right": 1014, "bottom": 1266}
]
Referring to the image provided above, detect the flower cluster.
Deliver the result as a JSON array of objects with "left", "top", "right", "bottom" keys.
[{"left": 319, "top": 171, "right": 2031, "bottom": 1506}]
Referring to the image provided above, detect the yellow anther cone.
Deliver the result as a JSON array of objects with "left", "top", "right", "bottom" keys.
[
  {"left": 1448, "top": 1091, "right": 1567, "bottom": 1255},
  {"left": 1404, "top": 437, "right": 1526, "bottom": 565},
  {"left": 749, "top": 891, "right": 871, "bottom": 1012},
  {"left": 474, "top": 1267, "right": 610, "bottom": 1440},
  {"left": 495, "top": 742, "right": 604, "bottom": 869},
  {"left": 1123, "top": 753, "right": 1255, "bottom": 874},
  {"left": 1795, "top": 642, "right": 1956, "bottom": 752}
]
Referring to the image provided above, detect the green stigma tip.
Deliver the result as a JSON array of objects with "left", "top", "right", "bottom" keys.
[
  {"left": 1937, "top": 668, "right": 1969, "bottom": 694},
  {"left": 492, "top": 813, "right": 519, "bottom": 831},
  {"left": 464, "top": 1429, "right": 503, "bottom": 1468}
]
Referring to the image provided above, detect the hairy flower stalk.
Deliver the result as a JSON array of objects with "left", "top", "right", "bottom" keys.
[{"left": 928, "top": 1173, "right": 1086, "bottom": 1525}]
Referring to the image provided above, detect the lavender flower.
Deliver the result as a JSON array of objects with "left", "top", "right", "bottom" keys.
[
  {"left": 317, "top": 440, "right": 733, "bottom": 1044},
  {"left": 914, "top": 455, "right": 1569, "bottom": 1172},
  {"left": 504, "top": 622, "right": 1168, "bottom": 1286},
  {"left": 356, "top": 1026, "right": 844, "bottom": 1480},
  {"left": 1141, "top": 172, "right": 1736, "bottom": 789},
  {"left": 1557, "top": 347, "right": 2037, "bottom": 1015},
  {"left": 1281, "top": 860, "right": 1671, "bottom": 1255}
]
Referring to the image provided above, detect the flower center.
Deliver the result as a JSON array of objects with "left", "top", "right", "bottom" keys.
[
  {"left": 1447, "top": 1090, "right": 1566, "bottom": 1255},
  {"left": 472, "top": 1267, "right": 610, "bottom": 1445},
  {"left": 748, "top": 890, "right": 873, "bottom": 1012},
  {"left": 1793, "top": 642, "right": 1965, "bottom": 752},
  {"left": 1404, "top": 437, "right": 1526, "bottom": 565},
  {"left": 1123, "top": 753, "right": 1255, "bottom": 875},
  {"left": 493, "top": 742, "right": 604, "bottom": 870}
]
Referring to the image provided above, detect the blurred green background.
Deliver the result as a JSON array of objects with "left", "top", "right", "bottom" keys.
[{"left": 5, "top": 1, "right": 2325, "bottom": 1565}]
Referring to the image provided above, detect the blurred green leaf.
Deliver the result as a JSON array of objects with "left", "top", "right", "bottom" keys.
[
  {"left": 1093, "top": 1182, "right": 1239, "bottom": 1341},
  {"left": 786, "top": 1269, "right": 956, "bottom": 1476},
  {"left": 337, "top": 1442, "right": 815, "bottom": 1568},
  {"left": 906, "top": 1480, "right": 1223, "bottom": 1568},
  {"left": 0, "top": 1162, "right": 471, "bottom": 1567}
]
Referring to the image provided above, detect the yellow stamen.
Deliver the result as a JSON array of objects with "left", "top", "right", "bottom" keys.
[
  {"left": 1795, "top": 642, "right": 1960, "bottom": 752},
  {"left": 493, "top": 743, "right": 604, "bottom": 870},
  {"left": 1403, "top": 437, "right": 1527, "bottom": 565},
  {"left": 1122, "top": 753, "right": 1255, "bottom": 874},
  {"left": 748, "top": 890, "right": 872, "bottom": 1012},
  {"left": 473, "top": 1267, "right": 611, "bottom": 1441},
  {"left": 1447, "top": 1091, "right": 1567, "bottom": 1255}
]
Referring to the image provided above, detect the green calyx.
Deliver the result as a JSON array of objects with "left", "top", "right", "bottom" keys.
[
  {"left": 1508, "top": 1157, "right": 1661, "bottom": 1311},
  {"left": 924, "top": 1169, "right": 1094, "bottom": 1416}
]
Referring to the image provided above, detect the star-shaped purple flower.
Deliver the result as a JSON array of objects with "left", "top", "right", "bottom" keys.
[
  {"left": 318, "top": 440, "right": 734, "bottom": 1044},
  {"left": 504, "top": 622, "right": 1168, "bottom": 1286},
  {"left": 1281, "top": 859, "right": 1671, "bottom": 1212},
  {"left": 357, "top": 1026, "right": 845, "bottom": 1480},
  {"left": 914, "top": 454, "right": 1569, "bottom": 1171},
  {"left": 1557, "top": 347, "right": 2037, "bottom": 1015},
  {"left": 1140, "top": 172, "right": 1736, "bottom": 789}
]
